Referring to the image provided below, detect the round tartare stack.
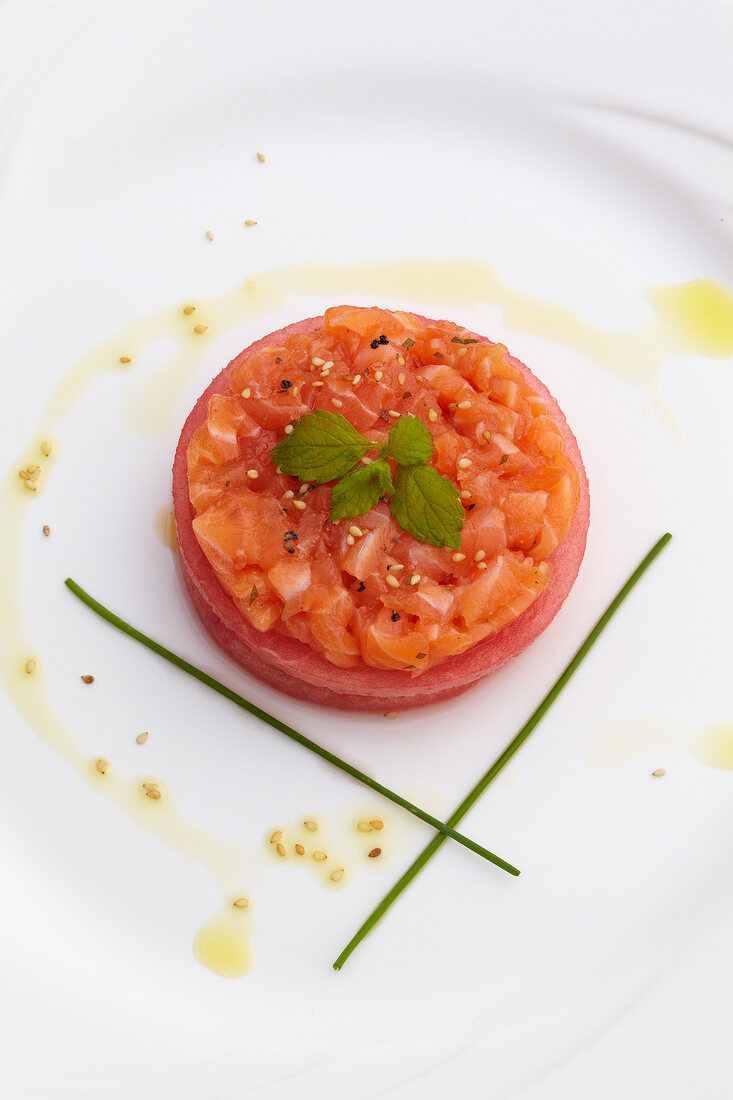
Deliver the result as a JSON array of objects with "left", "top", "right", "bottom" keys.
[{"left": 172, "top": 306, "right": 589, "bottom": 711}]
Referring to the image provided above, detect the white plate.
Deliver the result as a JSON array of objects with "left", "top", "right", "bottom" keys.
[{"left": 1, "top": 2, "right": 732, "bottom": 1097}]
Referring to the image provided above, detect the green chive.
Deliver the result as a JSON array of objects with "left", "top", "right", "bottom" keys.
[
  {"left": 64, "top": 578, "right": 519, "bottom": 876},
  {"left": 402, "top": 338, "right": 415, "bottom": 350},
  {"left": 332, "top": 533, "right": 672, "bottom": 970}
]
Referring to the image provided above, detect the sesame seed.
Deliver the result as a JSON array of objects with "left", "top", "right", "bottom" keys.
[
  {"left": 80, "top": 674, "right": 95, "bottom": 684},
  {"left": 146, "top": 788, "right": 161, "bottom": 800},
  {"left": 283, "top": 490, "right": 295, "bottom": 501},
  {"left": 386, "top": 574, "right": 400, "bottom": 589},
  {"left": 299, "top": 483, "right": 310, "bottom": 494},
  {"left": 398, "top": 372, "right": 406, "bottom": 386},
  {"left": 409, "top": 574, "right": 421, "bottom": 585},
  {"left": 331, "top": 398, "right": 343, "bottom": 408},
  {"left": 457, "top": 400, "right": 472, "bottom": 410},
  {"left": 451, "top": 552, "right": 466, "bottom": 562},
  {"left": 24, "top": 658, "right": 37, "bottom": 675},
  {"left": 233, "top": 897, "right": 250, "bottom": 908},
  {"left": 284, "top": 424, "right": 294, "bottom": 435},
  {"left": 244, "top": 219, "right": 257, "bottom": 226},
  {"left": 312, "top": 380, "right": 324, "bottom": 387},
  {"left": 246, "top": 469, "right": 259, "bottom": 479},
  {"left": 384, "top": 711, "right": 399, "bottom": 719},
  {"left": 448, "top": 402, "right": 457, "bottom": 411},
  {"left": 241, "top": 387, "right": 251, "bottom": 398},
  {"left": 474, "top": 550, "right": 486, "bottom": 562},
  {"left": 18, "top": 470, "right": 29, "bottom": 480},
  {"left": 312, "top": 357, "right": 325, "bottom": 367},
  {"left": 389, "top": 563, "right": 404, "bottom": 571},
  {"left": 313, "top": 851, "right": 327, "bottom": 861},
  {"left": 457, "top": 346, "right": 468, "bottom": 356},
  {"left": 256, "top": 152, "right": 266, "bottom": 163},
  {"left": 477, "top": 561, "right": 488, "bottom": 571},
  {"left": 22, "top": 481, "right": 37, "bottom": 492},
  {"left": 357, "top": 821, "right": 373, "bottom": 832},
  {"left": 346, "top": 534, "right": 355, "bottom": 546},
  {"left": 415, "top": 374, "right": 424, "bottom": 382},
  {"left": 652, "top": 768, "right": 666, "bottom": 777},
  {"left": 388, "top": 410, "right": 400, "bottom": 418},
  {"left": 270, "top": 830, "right": 282, "bottom": 844},
  {"left": 428, "top": 409, "right": 438, "bottom": 423},
  {"left": 294, "top": 843, "right": 305, "bottom": 855},
  {"left": 482, "top": 430, "right": 492, "bottom": 444},
  {"left": 40, "top": 441, "right": 52, "bottom": 457},
  {"left": 205, "top": 229, "right": 215, "bottom": 241},
  {"left": 95, "top": 758, "right": 108, "bottom": 775},
  {"left": 397, "top": 356, "right": 405, "bottom": 366},
  {"left": 136, "top": 731, "right": 149, "bottom": 745},
  {"left": 360, "top": 456, "right": 372, "bottom": 465},
  {"left": 330, "top": 868, "right": 344, "bottom": 882},
  {"left": 276, "top": 842, "right": 286, "bottom": 857},
  {"left": 374, "top": 370, "right": 383, "bottom": 381},
  {"left": 323, "top": 361, "right": 334, "bottom": 370},
  {"left": 368, "top": 848, "right": 382, "bottom": 858},
  {"left": 304, "top": 820, "right": 318, "bottom": 831},
  {"left": 352, "top": 374, "right": 361, "bottom": 385},
  {"left": 27, "top": 466, "right": 40, "bottom": 481},
  {"left": 370, "top": 819, "right": 384, "bottom": 829},
  {"left": 119, "top": 356, "right": 131, "bottom": 364},
  {"left": 193, "top": 324, "right": 207, "bottom": 334},
  {"left": 183, "top": 305, "right": 196, "bottom": 315},
  {"left": 460, "top": 490, "right": 471, "bottom": 499},
  {"left": 42, "top": 525, "right": 50, "bottom": 537},
  {"left": 457, "top": 458, "right": 472, "bottom": 469},
  {"left": 349, "top": 525, "right": 364, "bottom": 538},
  {"left": 293, "top": 499, "right": 307, "bottom": 511}
]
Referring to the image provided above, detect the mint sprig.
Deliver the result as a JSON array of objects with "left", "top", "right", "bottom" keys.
[{"left": 270, "top": 411, "right": 464, "bottom": 549}]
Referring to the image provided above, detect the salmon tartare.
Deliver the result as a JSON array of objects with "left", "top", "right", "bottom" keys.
[{"left": 172, "top": 306, "right": 589, "bottom": 710}]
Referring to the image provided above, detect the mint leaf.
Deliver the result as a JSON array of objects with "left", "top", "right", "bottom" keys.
[
  {"left": 271, "top": 411, "right": 375, "bottom": 483},
  {"left": 383, "top": 414, "right": 434, "bottom": 466},
  {"left": 330, "top": 458, "right": 394, "bottom": 522},
  {"left": 390, "top": 464, "right": 464, "bottom": 549}
]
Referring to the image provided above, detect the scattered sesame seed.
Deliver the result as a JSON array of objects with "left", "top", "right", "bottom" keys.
[
  {"left": 448, "top": 402, "right": 457, "bottom": 411},
  {"left": 27, "top": 466, "right": 41, "bottom": 481},
  {"left": 384, "top": 711, "right": 399, "bottom": 719},
  {"left": 415, "top": 374, "right": 424, "bottom": 382},
  {"left": 330, "top": 868, "right": 344, "bottom": 882},
  {"left": 294, "top": 843, "right": 305, "bottom": 855},
  {"left": 652, "top": 768, "right": 666, "bottom": 777},
  {"left": 233, "top": 897, "right": 250, "bottom": 908},
  {"left": 246, "top": 469, "right": 259, "bottom": 479},
  {"left": 389, "top": 563, "right": 404, "bottom": 571},
  {"left": 299, "top": 483, "right": 310, "bottom": 494},
  {"left": 95, "top": 758, "right": 108, "bottom": 775},
  {"left": 482, "top": 430, "right": 492, "bottom": 444},
  {"left": 241, "top": 387, "right": 251, "bottom": 398},
  {"left": 386, "top": 574, "right": 400, "bottom": 589},
  {"left": 457, "top": 346, "right": 468, "bottom": 356},
  {"left": 304, "top": 820, "right": 318, "bottom": 831},
  {"left": 22, "top": 481, "right": 37, "bottom": 492},
  {"left": 80, "top": 674, "right": 95, "bottom": 684},
  {"left": 352, "top": 374, "right": 361, "bottom": 385},
  {"left": 428, "top": 408, "right": 438, "bottom": 423},
  {"left": 474, "top": 550, "right": 486, "bottom": 562},
  {"left": 284, "top": 424, "right": 294, "bottom": 435},
  {"left": 370, "top": 819, "right": 384, "bottom": 829},
  {"left": 42, "top": 525, "right": 50, "bottom": 537},
  {"left": 193, "top": 324, "right": 208, "bottom": 334},
  {"left": 374, "top": 370, "right": 383, "bottom": 381},
  {"left": 349, "top": 525, "right": 364, "bottom": 538},
  {"left": 24, "top": 658, "right": 37, "bottom": 675},
  {"left": 313, "top": 851, "right": 327, "bottom": 861},
  {"left": 312, "top": 357, "right": 325, "bottom": 367},
  {"left": 409, "top": 574, "right": 421, "bottom": 586},
  {"left": 312, "top": 380, "right": 325, "bottom": 387},
  {"left": 331, "top": 398, "right": 343, "bottom": 408},
  {"left": 270, "top": 830, "right": 283, "bottom": 844},
  {"left": 360, "top": 456, "right": 372, "bottom": 465},
  {"left": 205, "top": 229, "right": 215, "bottom": 241},
  {"left": 388, "top": 410, "right": 400, "bottom": 418},
  {"left": 136, "top": 731, "right": 149, "bottom": 745},
  {"left": 357, "top": 821, "right": 373, "bottom": 832},
  {"left": 142, "top": 782, "right": 161, "bottom": 799},
  {"left": 398, "top": 372, "right": 406, "bottom": 386},
  {"left": 257, "top": 151, "right": 266, "bottom": 163},
  {"left": 368, "top": 848, "right": 382, "bottom": 858},
  {"left": 476, "top": 562, "right": 488, "bottom": 571},
  {"left": 276, "top": 842, "right": 286, "bottom": 857},
  {"left": 457, "top": 400, "right": 472, "bottom": 410},
  {"left": 346, "top": 534, "right": 355, "bottom": 546},
  {"left": 244, "top": 219, "right": 257, "bottom": 226},
  {"left": 183, "top": 305, "right": 196, "bottom": 315},
  {"left": 460, "top": 490, "right": 471, "bottom": 499},
  {"left": 457, "top": 458, "right": 472, "bottom": 469},
  {"left": 451, "top": 552, "right": 466, "bottom": 562},
  {"left": 40, "top": 441, "right": 52, "bottom": 457},
  {"left": 293, "top": 499, "right": 307, "bottom": 511},
  {"left": 18, "top": 470, "right": 29, "bottom": 481},
  {"left": 397, "top": 356, "right": 405, "bottom": 366},
  {"left": 323, "top": 361, "right": 334, "bottom": 370},
  {"left": 119, "top": 356, "right": 131, "bottom": 364}
]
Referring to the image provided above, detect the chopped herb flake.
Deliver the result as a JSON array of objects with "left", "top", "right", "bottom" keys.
[
  {"left": 450, "top": 336, "right": 480, "bottom": 344},
  {"left": 402, "top": 338, "right": 415, "bottom": 350},
  {"left": 499, "top": 454, "right": 509, "bottom": 464},
  {"left": 249, "top": 585, "right": 258, "bottom": 605},
  {"left": 415, "top": 652, "right": 427, "bottom": 660}
]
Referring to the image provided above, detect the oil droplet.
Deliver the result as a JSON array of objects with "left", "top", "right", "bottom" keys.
[
  {"left": 646, "top": 279, "right": 733, "bottom": 358},
  {"left": 194, "top": 910, "right": 254, "bottom": 978},
  {"left": 697, "top": 723, "right": 733, "bottom": 771},
  {"left": 154, "top": 506, "right": 178, "bottom": 551}
]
